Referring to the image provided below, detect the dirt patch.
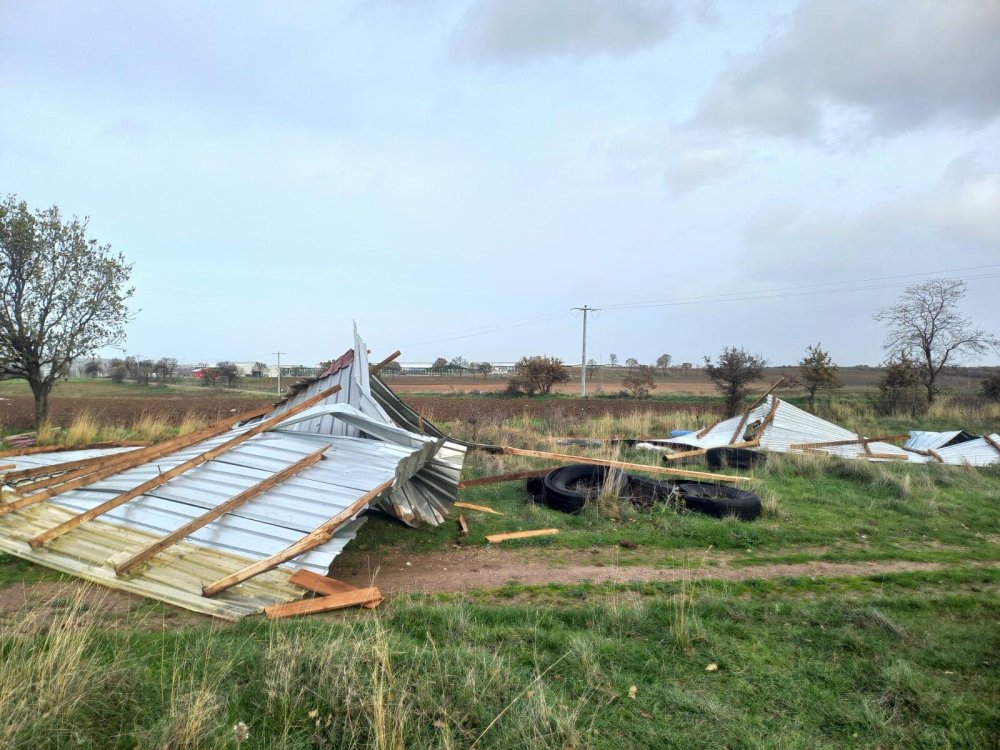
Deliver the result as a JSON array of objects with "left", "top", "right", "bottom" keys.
[{"left": 330, "top": 547, "right": 997, "bottom": 594}]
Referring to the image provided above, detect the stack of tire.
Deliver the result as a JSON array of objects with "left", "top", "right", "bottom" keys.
[{"left": 527, "top": 464, "right": 761, "bottom": 521}]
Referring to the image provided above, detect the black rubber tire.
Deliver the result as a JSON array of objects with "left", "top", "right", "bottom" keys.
[
  {"left": 705, "top": 447, "right": 767, "bottom": 470},
  {"left": 674, "top": 482, "right": 762, "bottom": 521},
  {"left": 541, "top": 464, "right": 626, "bottom": 514}
]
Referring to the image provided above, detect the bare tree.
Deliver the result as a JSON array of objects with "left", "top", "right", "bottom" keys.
[
  {"left": 251, "top": 361, "right": 268, "bottom": 378},
  {"left": 623, "top": 365, "right": 656, "bottom": 398},
  {"left": 608, "top": 353, "right": 618, "bottom": 368},
  {"left": 0, "top": 196, "right": 133, "bottom": 426},
  {"left": 655, "top": 353, "right": 672, "bottom": 374},
  {"left": 449, "top": 356, "right": 469, "bottom": 374},
  {"left": 704, "top": 347, "right": 767, "bottom": 417},
  {"left": 625, "top": 357, "right": 639, "bottom": 372},
  {"left": 431, "top": 357, "right": 448, "bottom": 375},
  {"left": 875, "top": 279, "right": 998, "bottom": 405},
  {"left": 586, "top": 358, "right": 598, "bottom": 377},
  {"left": 797, "top": 343, "right": 841, "bottom": 413},
  {"left": 154, "top": 357, "right": 178, "bottom": 382}
]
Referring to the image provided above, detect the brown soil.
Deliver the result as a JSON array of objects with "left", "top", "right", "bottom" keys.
[
  {"left": 401, "top": 396, "right": 715, "bottom": 423},
  {"left": 329, "top": 547, "right": 991, "bottom": 595},
  {"left": 1, "top": 395, "right": 273, "bottom": 431}
]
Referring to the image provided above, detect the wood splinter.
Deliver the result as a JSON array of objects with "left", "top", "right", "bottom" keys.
[{"left": 485, "top": 528, "right": 559, "bottom": 544}]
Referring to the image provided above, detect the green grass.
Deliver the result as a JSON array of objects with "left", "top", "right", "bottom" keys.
[
  {"left": 0, "top": 568, "right": 997, "bottom": 748},
  {"left": 347, "top": 450, "right": 1000, "bottom": 571}
]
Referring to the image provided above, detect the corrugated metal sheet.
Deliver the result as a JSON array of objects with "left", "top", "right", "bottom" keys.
[
  {"left": 668, "top": 397, "right": 997, "bottom": 466},
  {"left": 0, "top": 396, "right": 443, "bottom": 618}
]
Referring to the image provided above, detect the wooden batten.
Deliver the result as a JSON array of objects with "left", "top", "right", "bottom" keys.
[
  {"left": 202, "top": 477, "right": 394, "bottom": 597},
  {"left": 485, "top": 529, "right": 559, "bottom": 543},
  {"left": 501, "top": 446, "right": 750, "bottom": 484},
  {"left": 287, "top": 569, "right": 381, "bottom": 609},
  {"left": 114, "top": 445, "right": 331, "bottom": 576},
  {"left": 265, "top": 587, "right": 382, "bottom": 619},
  {"left": 458, "top": 468, "right": 552, "bottom": 488},
  {"left": 453, "top": 501, "right": 505, "bottom": 516}
]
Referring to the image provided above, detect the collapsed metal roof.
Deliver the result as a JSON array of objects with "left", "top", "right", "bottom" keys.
[
  {"left": 669, "top": 396, "right": 999, "bottom": 466},
  {"left": 0, "top": 329, "right": 467, "bottom": 619}
]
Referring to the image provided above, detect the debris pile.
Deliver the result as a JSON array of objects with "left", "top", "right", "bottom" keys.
[{"left": 0, "top": 328, "right": 466, "bottom": 620}]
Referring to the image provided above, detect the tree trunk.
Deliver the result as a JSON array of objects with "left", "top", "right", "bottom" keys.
[
  {"left": 28, "top": 377, "right": 50, "bottom": 430},
  {"left": 925, "top": 381, "right": 936, "bottom": 405}
]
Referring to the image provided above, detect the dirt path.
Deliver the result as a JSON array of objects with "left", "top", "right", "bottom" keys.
[{"left": 329, "top": 547, "right": 996, "bottom": 595}]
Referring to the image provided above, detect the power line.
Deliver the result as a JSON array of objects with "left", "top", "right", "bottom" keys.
[{"left": 395, "top": 263, "right": 1000, "bottom": 350}]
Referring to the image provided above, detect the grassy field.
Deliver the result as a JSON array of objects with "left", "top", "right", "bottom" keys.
[{"left": 0, "top": 386, "right": 998, "bottom": 747}]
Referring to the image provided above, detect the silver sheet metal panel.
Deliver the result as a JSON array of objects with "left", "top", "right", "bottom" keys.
[
  {"left": 668, "top": 397, "right": 1000, "bottom": 466},
  {"left": 1, "top": 446, "right": 141, "bottom": 474}
]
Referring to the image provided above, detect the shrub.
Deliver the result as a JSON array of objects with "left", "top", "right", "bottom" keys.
[
  {"left": 622, "top": 365, "right": 656, "bottom": 397},
  {"left": 982, "top": 369, "right": 1000, "bottom": 402},
  {"left": 507, "top": 356, "right": 570, "bottom": 396}
]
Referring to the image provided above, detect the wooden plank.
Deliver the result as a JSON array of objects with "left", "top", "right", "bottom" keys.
[
  {"left": 0, "top": 441, "right": 150, "bottom": 459},
  {"left": 501, "top": 446, "right": 751, "bottom": 484},
  {"left": 694, "top": 420, "right": 720, "bottom": 439},
  {"left": 663, "top": 440, "right": 760, "bottom": 463},
  {"left": 264, "top": 587, "right": 382, "bottom": 619},
  {"left": 202, "top": 477, "right": 394, "bottom": 597},
  {"left": 453, "top": 501, "right": 505, "bottom": 516},
  {"left": 983, "top": 434, "right": 1000, "bottom": 455},
  {"left": 458, "top": 514, "right": 469, "bottom": 536},
  {"left": 2, "top": 451, "right": 144, "bottom": 483},
  {"left": 902, "top": 446, "right": 944, "bottom": 462},
  {"left": 458, "top": 468, "right": 551, "bottom": 488},
  {"left": 802, "top": 447, "right": 908, "bottom": 461},
  {"left": 727, "top": 377, "right": 786, "bottom": 445},
  {"left": 0, "top": 406, "right": 272, "bottom": 515},
  {"left": 370, "top": 350, "right": 402, "bottom": 374},
  {"left": 791, "top": 435, "right": 910, "bottom": 450},
  {"left": 287, "top": 569, "right": 381, "bottom": 609},
  {"left": 113, "top": 444, "right": 332, "bottom": 576},
  {"left": 485, "top": 529, "right": 559, "bottom": 543},
  {"left": 28, "top": 385, "right": 343, "bottom": 548},
  {"left": 0, "top": 463, "right": 14, "bottom": 471}
]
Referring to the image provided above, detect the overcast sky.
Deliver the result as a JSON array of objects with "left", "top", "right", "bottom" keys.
[{"left": 2, "top": 0, "right": 998, "bottom": 368}]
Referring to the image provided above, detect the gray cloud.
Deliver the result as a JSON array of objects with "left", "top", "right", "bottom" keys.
[
  {"left": 696, "top": 0, "right": 1000, "bottom": 138},
  {"left": 743, "top": 153, "right": 1000, "bottom": 281},
  {"left": 452, "top": 0, "right": 676, "bottom": 63},
  {"left": 664, "top": 145, "right": 746, "bottom": 193}
]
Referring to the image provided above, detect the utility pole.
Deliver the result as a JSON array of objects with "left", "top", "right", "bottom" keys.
[
  {"left": 572, "top": 305, "right": 598, "bottom": 397},
  {"left": 272, "top": 351, "right": 286, "bottom": 394}
]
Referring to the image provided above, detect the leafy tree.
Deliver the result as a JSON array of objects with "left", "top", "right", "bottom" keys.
[
  {"left": 0, "top": 195, "right": 133, "bottom": 426},
  {"left": 623, "top": 365, "right": 656, "bottom": 398},
  {"left": 318, "top": 360, "right": 333, "bottom": 372},
  {"left": 655, "top": 353, "right": 672, "bottom": 374},
  {"left": 475, "top": 361, "right": 493, "bottom": 379},
  {"left": 704, "top": 346, "right": 767, "bottom": 417},
  {"left": 680, "top": 362, "right": 693, "bottom": 374},
  {"left": 797, "top": 343, "right": 841, "bottom": 412},
  {"left": 431, "top": 357, "right": 448, "bottom": 375},
  {"left": 608, "top": 353, "right": 618, "bottom": 367},
  {"left": 198, "top": 365, "right": 219, "bottom": 387},
  {"left": 83, "top": 358, "right": 103, "bottom": 378},
  {"left": 507, "top": 356, "right": 570, "bottom": 396},
  {"left": 871, "top": 354, "right": 924, "bottom": 416},
  {"left": 874, "top": 278, "right": 998, "bottom": 405},
  {"left": 108, "top": 358, "right": 127, "bottom": 384},
  {"left": 625, "top": 357, "right": 639, "bottom": 372},
  {"left": 981, "top": 370, "right": 1000, "bottom": 402},
  {"left": 217, "top": 361, "right": 241, "bottom": 387},
  {"left": 154, "top": 357, "right": 178, "bottom": 382}
]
